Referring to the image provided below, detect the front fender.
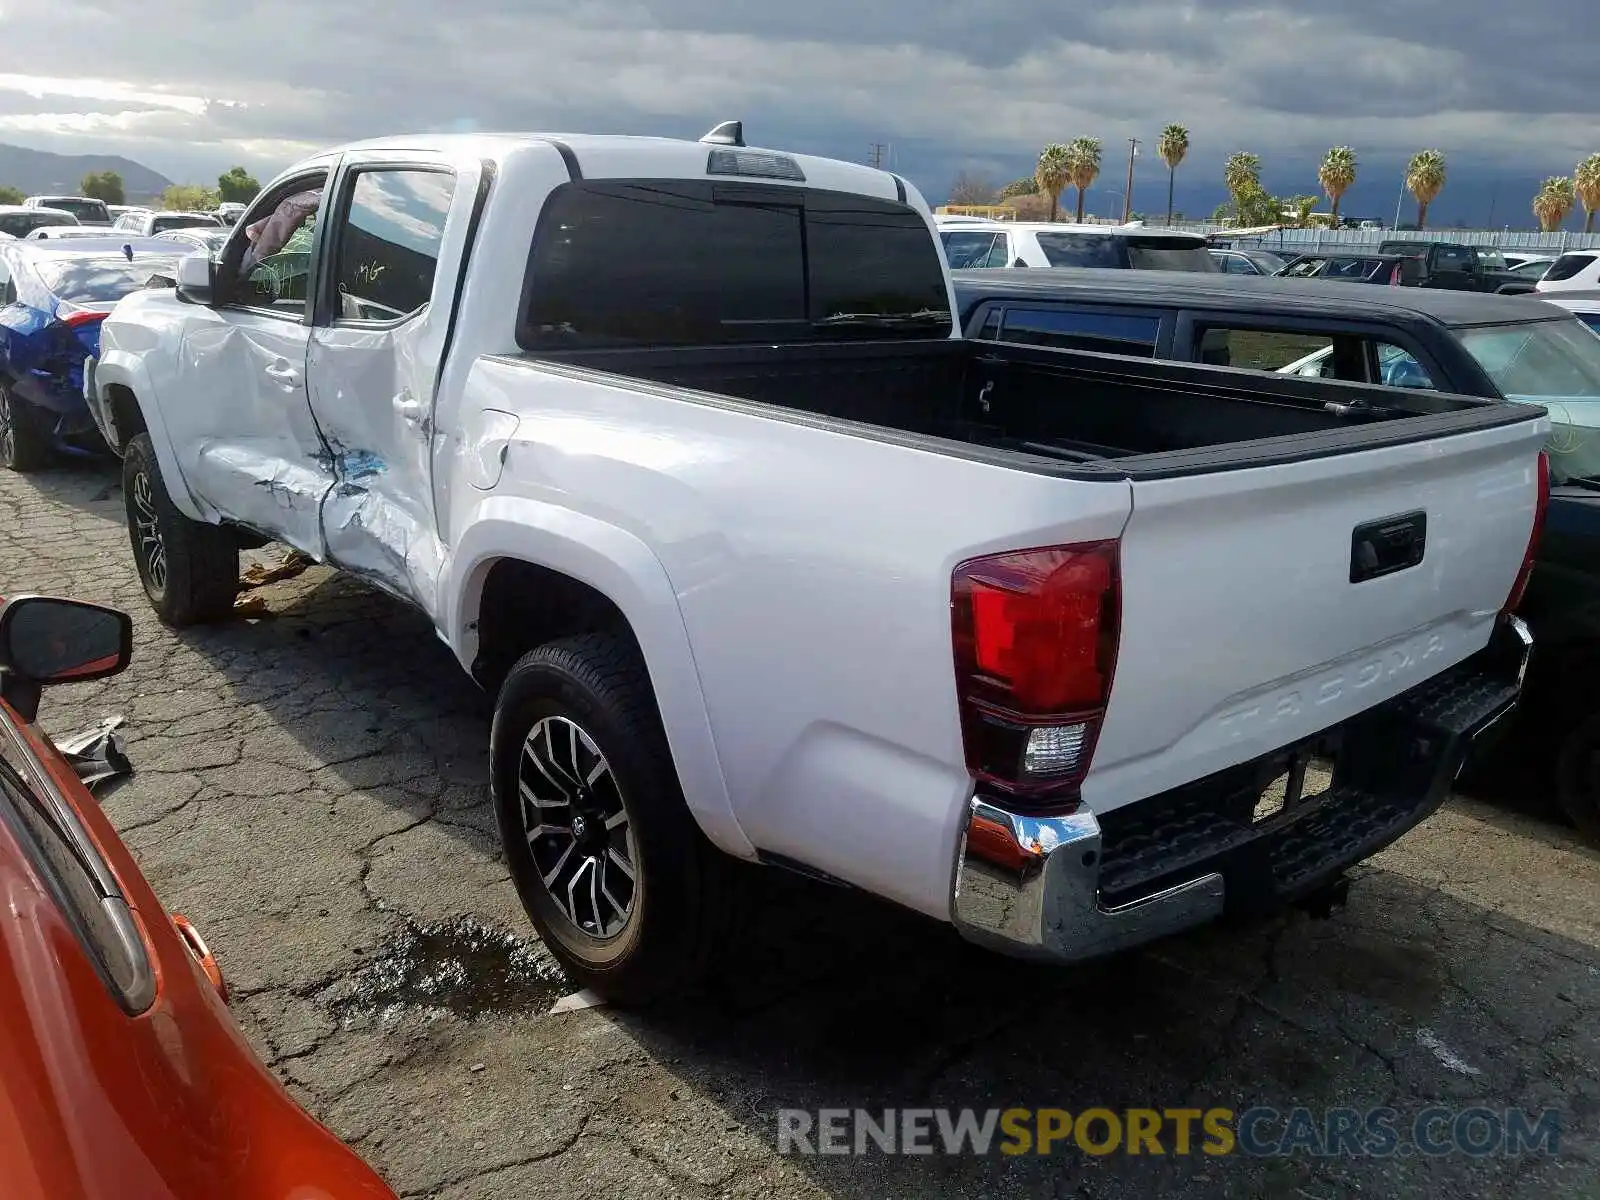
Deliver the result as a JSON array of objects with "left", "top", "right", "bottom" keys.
[
  {"left": 444, "top": 497, "right": 755, "bottom": 861},
  {"left": 93, "top": 350, "right": 206, "bottom": 522}
]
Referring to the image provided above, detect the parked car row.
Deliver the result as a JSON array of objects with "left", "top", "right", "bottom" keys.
[{"left": 940, "top": 215, "right": 1600, "bottom": 301}]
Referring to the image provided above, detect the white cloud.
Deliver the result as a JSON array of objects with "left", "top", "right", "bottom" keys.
[{"left": 0, "top": 0, "right": 1592, "bottom": 215}]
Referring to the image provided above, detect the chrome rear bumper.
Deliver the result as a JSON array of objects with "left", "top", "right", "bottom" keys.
[{"left": 952, "top": 616, "right": 1531, "bottom": 962}]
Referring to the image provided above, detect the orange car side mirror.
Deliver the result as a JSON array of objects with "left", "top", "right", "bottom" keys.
[{"left": 0, "top": 596, "right": 133, "bottom": 721}]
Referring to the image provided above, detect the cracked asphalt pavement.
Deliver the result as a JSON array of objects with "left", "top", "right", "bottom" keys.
[{"left": 4, "top": 458, "right": 1598, "bottom": 1200}]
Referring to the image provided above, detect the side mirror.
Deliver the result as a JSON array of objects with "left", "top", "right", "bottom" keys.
[
  {"left": 175, "top": 251, "right": 217, "bottom": 305},
  {"left": 0, "top": 596, "right": 132, "bottom": 721}
]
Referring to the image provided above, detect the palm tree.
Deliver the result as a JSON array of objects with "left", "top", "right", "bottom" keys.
[
  {"left": 1035, "top": 143, "right": 1070, "bottom": 223},
  {"left": 1405, "top": 149, "right": 1447, "bottom": 229},
  {"left": 1222, "top": 152, "right": 1262, "bottom": 220},
  {"left": 1156, "top": 124, "right": 1189, "bottom": 226},
  {"left": 1318, "top": 147, "right": 1357, "bottom": 225},
  {"left": 1575, "top": 153, "right": 1600, "bottom": 234},
  {"left": 1533, "top": 176, "right": 1576, "bottom": 232},
  {"left": 1064, "top": 137, "right": 1103, "bottom": 222}
]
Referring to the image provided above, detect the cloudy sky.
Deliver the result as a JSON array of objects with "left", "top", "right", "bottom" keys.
[{"left": 1, "top": 0, "right": 1595, "bottom": 222}]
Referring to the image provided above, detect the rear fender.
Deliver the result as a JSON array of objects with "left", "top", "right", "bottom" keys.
[{"left": 445, "top": 496, "right": 754, "bottom": 860}]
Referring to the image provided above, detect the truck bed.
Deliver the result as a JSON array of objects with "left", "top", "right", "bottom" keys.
[{"left": 532, "top": 339, "right": 1533, "bottom": 477}]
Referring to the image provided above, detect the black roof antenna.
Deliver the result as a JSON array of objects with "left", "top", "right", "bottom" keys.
[{"left": 700, "top": 121, "right": 744, "bottom": 148}]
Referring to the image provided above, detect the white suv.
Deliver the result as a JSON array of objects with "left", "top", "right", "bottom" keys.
[
  {"left": 112, "top": 209, "right": 225, "bottom": 237},
  {"left": 1535, "top": 251, "right": 1600, "bottom": 293},
  {"left": 936, "top": 218, "right": 1218, "bottom": 272}
]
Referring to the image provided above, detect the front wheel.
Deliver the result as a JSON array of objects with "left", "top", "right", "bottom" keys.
[
  {"left": 491, "top": 632, "right": 737, "bottom": 1005},
  {"left": 123, "top": 433, "right": 240, "bottom": 626},
  {"left": 0, "top": 386, "right": 51, "bottom": 472}
]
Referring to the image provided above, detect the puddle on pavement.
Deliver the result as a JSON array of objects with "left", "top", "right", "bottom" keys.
[{"left": 326, "top": 917, "right": 570, "bottom": 1025}]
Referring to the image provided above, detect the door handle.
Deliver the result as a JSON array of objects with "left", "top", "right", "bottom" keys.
[
  {"left": 264, "top": 361, "right": 299, "bottom": 385},
  {"left": 396, "top": 392, "right": 424, "bottom": 423}
]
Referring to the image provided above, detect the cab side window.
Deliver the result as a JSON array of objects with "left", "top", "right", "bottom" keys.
[
  {"left": 328, "top": 169, "right": 454, "bottom": 324},
  {"left": 1000, "top": 307, "right": 1161, "bottom": 356}
]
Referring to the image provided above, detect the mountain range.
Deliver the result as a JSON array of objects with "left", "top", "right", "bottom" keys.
[{"left": 0, "top": 143, "right": 174, "bottom": 202}]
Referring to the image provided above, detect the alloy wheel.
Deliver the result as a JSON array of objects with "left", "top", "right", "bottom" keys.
[
  {"left": 130, "top": 469, "right": 168, "bottom": 595},
  {"left": 518, "top": 715, "right": 639, "bottom": 940},
  {"left": 0, "top": 389, "right": 14, "bottom": 465}
]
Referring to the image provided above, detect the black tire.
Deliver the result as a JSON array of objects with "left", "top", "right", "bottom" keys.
[
  {"left": 123, "top": 433, "right": 240, "bottom": 626},
  {"left": 1554, "top": 713, "right": 1600, "bottom": 844},
  {"left": 0, "top": 385, "right": 52, "bottom": 472},
  {"left": 491, "top": 632, "right": 737, "bottom": 1005}
]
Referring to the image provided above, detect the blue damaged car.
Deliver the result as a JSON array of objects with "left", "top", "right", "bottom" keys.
[{"left": 0, "top": 237, "right": 181, "bottom": 471}]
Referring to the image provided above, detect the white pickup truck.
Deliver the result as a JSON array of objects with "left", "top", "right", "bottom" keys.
[{"left": 87, "top": 127, "right": 1547, "bottom": 1003}]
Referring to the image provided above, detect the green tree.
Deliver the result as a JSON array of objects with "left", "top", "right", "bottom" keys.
[
  {"left": 1232, "top": 181, "right": 1282, "bottom": 227},
  {"left": 1156, "top": 124, "right": 1189, "bottom": 226},
  {"left": 1533, "top": 176, "right": 1575, "bottom": 232},
  {"left": 217, "top": 165, "right": 261, "bottom": 205},
  {"left": 1064, "top": 136, "right": 1103, "bottom": 222},
  {"left": 1223, "top": 151, "right": 1262, "bottom": 218},
  {"left": 1405, "top": 149, "right": 1446, "bottom": 229},
  {"left": 1289, "top": 194, "right": 1322, "bottom": 227},
  {"left": 1035, "top": 143, "right": 1070, "bottom": 222},
  {"left": 1317, "top": 147, "right": 1357, "bottom": 224},
  {"left": 1000, "top": 177, "right": 1040, "bottom": 198},
  {"left": 161, "top": 184, "right": 219, "bottom": 211},
  {"left": 1574, "top": 153, "right": 1600, "bottom": 234},
  {"left": 80, "top": 170, "right": 125, "bottom": 205},
  {"left": 0, "top": 185, "right": 23, "bottom": 205}
]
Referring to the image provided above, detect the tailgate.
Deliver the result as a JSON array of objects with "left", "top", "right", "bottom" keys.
[{"left": 1083, "top": 416, "right": 1546, "bottom": 813}]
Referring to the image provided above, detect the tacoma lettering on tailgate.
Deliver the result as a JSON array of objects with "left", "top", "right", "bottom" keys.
[{"left": 1217, "top": 632, "right": 1449, "bottom": 741}]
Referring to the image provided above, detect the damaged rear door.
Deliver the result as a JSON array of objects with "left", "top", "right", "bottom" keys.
[{"left": 304, "top": 153, "right": 480, "bottom": 612}]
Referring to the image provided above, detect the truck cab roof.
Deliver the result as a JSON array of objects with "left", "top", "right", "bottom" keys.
[{"left": 314, "top": 132, "right": 914, "bottom": 205}]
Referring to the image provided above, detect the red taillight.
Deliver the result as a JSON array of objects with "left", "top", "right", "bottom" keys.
[
  {"left": 952, "top": 541, "right": 1121, "bottom": 804},
  {"left": 1504, "top": 450, "right": 1549, "bottom": 614},
  {"left": 61, "top": 309, "right": 106, "bottom": 328}
]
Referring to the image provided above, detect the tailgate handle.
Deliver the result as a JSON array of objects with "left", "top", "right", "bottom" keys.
[{"left": 1350, "top": 510, "right": 1427, "bottom": 583}]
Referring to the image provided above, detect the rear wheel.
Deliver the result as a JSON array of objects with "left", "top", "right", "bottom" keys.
[
  {"left": 123, "top": 433, "right": 240, "bottom": 626},
  {"left": 0, "top": 386, "right": 51, "bottom": 472},
  {"left": 1554, "top": 713, "right": 1600, "bottom": 844},
  {"left": 491, "top": 632, "right": 737, "bottom": 1005}
]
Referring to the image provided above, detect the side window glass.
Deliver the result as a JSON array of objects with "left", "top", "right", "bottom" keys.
[
  {"left": 942, "top": 232, "right": 999, "bottom": 270},
  {"left": 1197, "top": 327, "right": 1334, "bottom": 373},
  {"left": 1375, "top": 342, "right": 1435, "bottom": 389},
  {"left": 233, "top": 179, "right": 327, "bottom": 315},
  {"left": 1001, "top": 308, "right": 1160, "bottom": 356},
  {"left": 330, "top": 169, "right": 454, "bottom": 323},
  {"left": 982, "top": 234, "right": 1012, "bottom": 269}
]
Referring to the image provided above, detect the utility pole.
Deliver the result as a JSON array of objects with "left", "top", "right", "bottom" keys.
[
  {"left": 1122, "top": 137, "right": 1140, "bottom": 223},
  {"left": 868, "top": 143, "right": 887, "bottom": 170}
]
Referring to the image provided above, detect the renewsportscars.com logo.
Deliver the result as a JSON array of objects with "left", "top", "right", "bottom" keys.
[{"left": 776, "top": 1107, "right": 1563, "bottom": 1158}]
